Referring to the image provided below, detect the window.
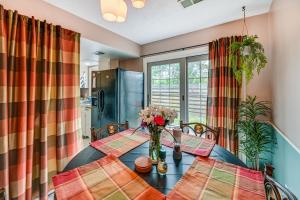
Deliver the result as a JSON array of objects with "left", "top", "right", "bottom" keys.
[
  {"left": 147, "top": 55, "right": 208, "bottom": 125},
  {"left": 148, "top": 59, "right": 184, "bottom": 125},
  {"left": 187, "top": 56, "right": 209, "bottom": 124}
]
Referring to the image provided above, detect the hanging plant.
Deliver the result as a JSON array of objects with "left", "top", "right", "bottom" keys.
[{"left": 229, "top": 35, "right": 267, "bottom": 84}]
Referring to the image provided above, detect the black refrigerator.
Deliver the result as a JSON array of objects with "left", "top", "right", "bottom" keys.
[{"left": 91, "top": 68, "right": 144, "bottom": 130}]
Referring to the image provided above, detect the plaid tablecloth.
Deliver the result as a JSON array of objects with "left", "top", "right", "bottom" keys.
[
  {"left": 52, "top": 154, "right": 165, "bottom": 200},
  {"left": 161, "top": 131, "right": 215, "bottom": 157},
  {"left": 90, "top": 129, "right": 149, "bottom": 157},
  {"left": 167, "top": 157, "right": 266, "bottom": 200}
]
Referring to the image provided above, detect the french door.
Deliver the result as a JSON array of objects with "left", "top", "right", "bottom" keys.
[
  {"left": 186, "top": 55, "right": 209, "bottom": 124},
  {"left": 147, "top": 55, "right": 208, "bottom": 125}
]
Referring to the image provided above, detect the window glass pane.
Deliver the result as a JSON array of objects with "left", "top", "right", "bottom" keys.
[
  {"left": 150, "top": 62, "right": 180, "bottom": 125},
  {"left": 151, "top": 65, "right": 160, "bottom": 79},
  {"left": 170, "top": 63, "right": 180, "bottom": 79},
  {"left": 187, "top": 59, "right": 208, "bottom": 124},
  {"left": 188, "top": 62, "right": 201, "bottom": 78}
]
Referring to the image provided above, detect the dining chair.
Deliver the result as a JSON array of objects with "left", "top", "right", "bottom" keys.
[
  {"left": 264, "top": 164, "right": 297, "bottom": 200},
  {"left": 179, "top": 120, "right": 219, "bottom": 143},
  {"left": 91, "top": 121, "right": 129, "bottom": 142},
  {"left": 0, "top": 188, "right": 6, "bottom": 200}
]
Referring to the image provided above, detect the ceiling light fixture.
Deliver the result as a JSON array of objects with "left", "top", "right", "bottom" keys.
[
  {"left": 100, "top": 0, "right": 119, "bottom": 22},
  {"left": 116, "top": 0, "right": 127, "bottom": 23},
  {"left": 100, "top": 0, "right": 127, "bottom": 23},
  {"left": 131, "top": 0, "right": 146, "bottom": 9}
]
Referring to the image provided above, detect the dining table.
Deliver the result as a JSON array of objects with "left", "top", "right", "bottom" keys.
[{"left": 64, "top": 139, "right": 247, "bottom": 195}]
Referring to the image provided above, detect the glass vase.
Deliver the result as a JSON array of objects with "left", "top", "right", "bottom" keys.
[{"left": 148, "top": 127, "right": 162, "bottom": 164}]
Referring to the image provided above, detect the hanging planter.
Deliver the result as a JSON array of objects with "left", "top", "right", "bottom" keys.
[
  {"left": 242, "top": 45, "right": 250, "bottom": 56},
  {"left": 228, "top": 7, "right": 267, "bottom": 85},
  {"left": 229, "top": 35, "right": 267, "bottom": 85}
]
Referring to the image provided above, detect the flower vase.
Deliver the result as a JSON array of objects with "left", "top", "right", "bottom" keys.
[{"left": 149, "top": 127, "right": 162, "bottom": 164}]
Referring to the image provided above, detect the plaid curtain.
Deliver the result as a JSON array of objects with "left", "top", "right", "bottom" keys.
[
  {"left": 0, "top": 5, "right": 81, "bottom": 199},
  {"left": 206, "top": 36, "right": 242, "bottom": 154}
]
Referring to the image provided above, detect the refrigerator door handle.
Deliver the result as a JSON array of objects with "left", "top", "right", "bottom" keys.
[
  {"left": 97, "top": 90, "right": 101, "bottom": 112},
  {"left": 100, "top": 90, "right": 105, "bottom": 113},
  {"left": 97, "top": 90, "right": 101, "bottom": 120}
]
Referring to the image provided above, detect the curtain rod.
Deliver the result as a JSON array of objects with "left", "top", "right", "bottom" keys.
[{"left": 141, "top": 42, "right": 209, "bottom": 58}]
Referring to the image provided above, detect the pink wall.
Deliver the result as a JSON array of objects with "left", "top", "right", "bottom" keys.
[
  {"left": 0, "top": 0, "right": 140, "bottom": 57},
  {"left": 269, "top": 0, "right": 300, "bottom": 149},
  {"left": 120, "top": 58, "right": 143, "bottom": 72},
  {"left": 142, "top": 14, "right": 272, "bottom": 103}
]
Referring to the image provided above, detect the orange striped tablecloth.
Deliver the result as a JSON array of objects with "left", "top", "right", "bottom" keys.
[
  {"left": 161, "top": 131, "right": 215, "bottom": 157},
  {"left": 52, "top": 154, "right": 165, "bottom": 200},
  {"left": 90, "top": 129, "right": 149, "bottom": 157},
  {"left": 167, "top": 157, "right": 266, "bottom": 200}
]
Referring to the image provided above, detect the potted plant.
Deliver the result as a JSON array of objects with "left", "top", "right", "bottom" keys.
[
  {"left": 237, "top": 96, "right": 275, "bottom": 170},
  {"left": 229, "top": 35, "right": 267, "bottom": 84}
]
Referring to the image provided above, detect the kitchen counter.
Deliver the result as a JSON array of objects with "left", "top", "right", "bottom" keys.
[{"left": 80, "top": 100, "right": 91, "bottom": 107}]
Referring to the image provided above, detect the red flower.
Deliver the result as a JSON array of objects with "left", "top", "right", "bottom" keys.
[{"left": 154, "top": 115, "right": 165, "bottom": 126}]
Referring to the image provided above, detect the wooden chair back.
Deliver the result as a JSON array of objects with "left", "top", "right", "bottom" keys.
[
  {"left": 91, "top": 121, "right": 129, "bottom": 142},
  {"left": 0, "top": 188, "right": 6, "bottom": 200},
  {"left": 264, "top": 164, "right": 297, "bottom": 200},
  {"left": 179, "top": 120, "right": 219, "bottom": 143}
]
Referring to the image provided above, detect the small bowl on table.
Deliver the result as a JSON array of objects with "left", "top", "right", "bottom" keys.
[{"left": 134, "top": 156, "right": 152, "bottom": 173}]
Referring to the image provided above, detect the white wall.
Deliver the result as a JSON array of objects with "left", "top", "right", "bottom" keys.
[{"left": 269, "top": 0, "right": 300, "bottom": 149}]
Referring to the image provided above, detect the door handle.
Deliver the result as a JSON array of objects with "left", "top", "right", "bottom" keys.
[
  {"left": 97, "top": 90, "right": 101, "bottom": 112},
  {"left": 100, "top": 90, "right": 105, "bottom": 112}
]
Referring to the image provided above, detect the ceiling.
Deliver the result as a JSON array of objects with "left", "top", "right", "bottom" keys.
[
  {"left": 80, "top": 37, "right": 132, "bottom": 65},
  {"left": 44, "top": 0, "right": 272, "bottom": 45}
]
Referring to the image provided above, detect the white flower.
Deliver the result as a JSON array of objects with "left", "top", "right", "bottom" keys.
[
  {"left": 139, "top": 105, "right": 178, "bottom": 126},
  {"left": 143, "top": 115, "right": 154, "bottom": 125}
]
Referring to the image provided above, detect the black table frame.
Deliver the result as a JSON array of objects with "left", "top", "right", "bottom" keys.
[{"left": 64, "top": 141, "right": 247, "bottom": 195}]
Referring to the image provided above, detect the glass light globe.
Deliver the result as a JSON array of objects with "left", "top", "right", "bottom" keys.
[
  {"left": 131, "top": 0, "right": 145, "bottom": 9},
  {"left": 101, "top": 0, "right": 120, "bottom": 22},
  {"left": 116, "top": 0, "right": 127, "bottom": 23}
]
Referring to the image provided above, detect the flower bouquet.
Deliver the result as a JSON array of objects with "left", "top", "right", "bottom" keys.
[{"left": 138, "top": 105, "right": 177, "bottom": 164}]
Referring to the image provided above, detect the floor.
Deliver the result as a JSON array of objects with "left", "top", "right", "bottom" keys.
[{"left": 83, "top": 137, "right": 90, "bottom": 148}]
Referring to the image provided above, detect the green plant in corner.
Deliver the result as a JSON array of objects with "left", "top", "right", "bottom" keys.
[
  {"left": 229, "top": 35, "right": 267, "bottom": 84},
  {"left": 237, "top": 96, "right": 274, "bottom": 170}
]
